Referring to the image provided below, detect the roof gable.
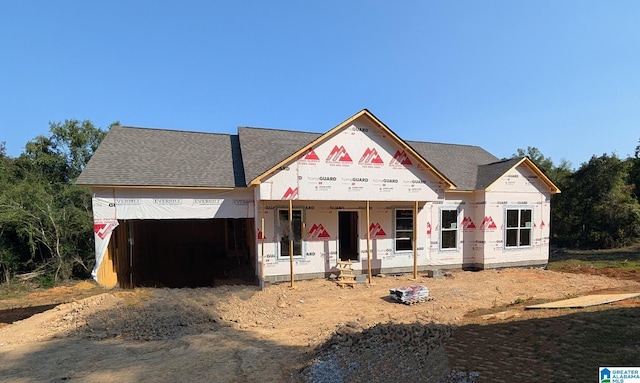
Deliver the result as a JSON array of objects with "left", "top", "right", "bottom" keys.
[
  {"left": 252, "top": 111, "right": 459, "bottom": 201},
  {"left": 248, "top": 109, "right": 455, "bottom": 189},
  {"left": 481, "top": 157, "right": 560, "bottom": 193}
]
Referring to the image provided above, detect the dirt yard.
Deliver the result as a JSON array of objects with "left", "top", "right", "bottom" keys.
[{"left": 1, "top": 268, "right": 639, "bottom": 382}]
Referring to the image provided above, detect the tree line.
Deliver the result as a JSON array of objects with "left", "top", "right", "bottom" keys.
[
  {"left": 0, "top": 120, "right": 112, "bottom": 285},
  {"left": 1, "top": 121, "right": 639, "bottom": 284},
  {"left": 516, "top": 146, "right": 640, "bottom": 249}
]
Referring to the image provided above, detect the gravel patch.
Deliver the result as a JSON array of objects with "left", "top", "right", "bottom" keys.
[{"left": 296, "top": 321, "right": 479, "bottom": 383}]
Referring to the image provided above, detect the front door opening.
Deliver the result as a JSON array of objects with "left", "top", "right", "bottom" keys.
[{"left": 339, "top": 211, "right": 358, "bottom": 261}]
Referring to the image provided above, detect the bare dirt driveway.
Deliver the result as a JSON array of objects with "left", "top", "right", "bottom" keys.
[{"left": 1, "top": 268, "right": 639, "bottom": 382}]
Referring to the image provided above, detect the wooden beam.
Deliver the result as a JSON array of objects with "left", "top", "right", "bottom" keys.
[
  {"left": 260, "top": 216, "right": 265, "bottom": 290},
  {"left": 413, "top": 201, "right": 418, "bottom": 279},
  {"left": 366, "top": 201, "right": 372, "bottom": 284},
  {"left": 289, "top": 199, "right": 294, "bottom": 288}
]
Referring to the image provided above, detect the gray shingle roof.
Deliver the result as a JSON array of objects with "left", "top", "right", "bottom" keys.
[
  {"left": 77, "top": 123, "right": 526, "bottom": 192},
  {"left": 238, "top": 127, "right": 321, "bottom": 184},
  {"left": 407, "top": 141, "right": 500, "bottom": 190},
  {"left": 76, "top": 126, "right": 240, "bottom": 188},
  {"left": 475, "top": 157, "right": 524, "bottom": 190}
]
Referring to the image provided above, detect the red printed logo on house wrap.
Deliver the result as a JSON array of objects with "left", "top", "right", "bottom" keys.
[
  {"left": 281, "top": 187, "right": 299, "bottom": 200},
  {"left": 369, "top": 222, "right": 387, "bottom": 238},
  {"left": 93, "top": 219, "right": 119, "bottom": 240},
  {"left": 390, "top": 150, "right": 412, "bottom": 167},
  {"left": 480, "top": 216, "right": 497, "bottom": 230},
  {"left": 462, "top": 217, "right": 476, "bottom": 230},
  {"left": 326, "top": 145, "right": 353, "bottom": 164},
  {"left": 358, "top": 148, "right": 384, "bottom": 167},
  {"left": 308, "top": 224, "right": 331, "bottom": 240},
  {"left": 301, "top": 148, "right": 320, "bottom": 161}
]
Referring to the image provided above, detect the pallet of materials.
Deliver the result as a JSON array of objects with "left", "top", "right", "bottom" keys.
[{"left": 389, "top": 285, "right": 432, "bottom": 305}]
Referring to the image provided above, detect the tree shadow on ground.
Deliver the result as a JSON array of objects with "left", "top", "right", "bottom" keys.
[
  {"left": 446, "top": 304, "right": 640, "bottom": 383},
  {"left": 0, "top": 304, "right": 59, "bottom": 324},
  {"left": 0, "top": 290, "right": 306, "bottom": 383}
]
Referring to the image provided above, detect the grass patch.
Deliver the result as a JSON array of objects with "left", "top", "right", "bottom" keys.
[
  {"left": 548, "top": 243, "right": 640, "bottom": 272},
  {"left": 0, "top": 281, "right": 35, "bottom": 300}
]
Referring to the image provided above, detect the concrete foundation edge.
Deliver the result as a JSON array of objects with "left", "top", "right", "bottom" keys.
[{"left": 263, "top": 261, "right": 548, "bottom": 284}]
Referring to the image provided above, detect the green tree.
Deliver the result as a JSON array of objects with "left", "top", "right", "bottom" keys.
[
  {"left": 0, "top": 142, "right": 20, "bottom": 282},
  {"left": 0, "top": 120, "right": 110, "bottom": 283},
  {"left": 515, "top": 147, "right": 555, "bottom": 174},
  {"left": 629, "top": 138, "right": 640, "bottom": 201},
  {"left": 49, "top": 119, "right": 108, "bottom": 180},
  {"left": 555, "top": 154, "right": 640, "bottom": 248},
  {"left": 513, "top": 146, "right": 573, "bottom": 187}
]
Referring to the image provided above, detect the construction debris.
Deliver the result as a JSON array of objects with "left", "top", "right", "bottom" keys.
[{"left": 389, "top": 285, "right": 433, "bottom": 305}]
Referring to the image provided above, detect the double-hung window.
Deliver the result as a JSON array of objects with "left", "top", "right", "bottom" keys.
[
  {"left": 278, "top": 209, "right": 302, "bottom": 257},
  {"left": 395, "top": 209, "right": 413, "bottom": 251},
  {"left": 505, "top": 208, "right": 532, "bottom": 247},
  {"left": 441, "top": 209, "right": 458, "bottom": 249}
]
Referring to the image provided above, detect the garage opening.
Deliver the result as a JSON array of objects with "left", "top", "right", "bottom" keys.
[{"left": 106, "top": 218, "right": 256, "bottom": 288}]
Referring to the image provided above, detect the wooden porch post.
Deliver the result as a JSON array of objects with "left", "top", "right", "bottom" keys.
[
  {"left": 366, "top": 200, "right": 372, "bottom": 284},
  {"left": 289, "top": 199, "right": 294, "bottom": 288},
  {"left": 260, "top": 216, "right": 265, "bottom": 290},
  {"left": 413, "top": 200, "right": 418, "bottom": 279}
]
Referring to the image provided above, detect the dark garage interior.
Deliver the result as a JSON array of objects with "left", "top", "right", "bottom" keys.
[{"left": 106, "top": 218, "right": 257, "bottom": 288}]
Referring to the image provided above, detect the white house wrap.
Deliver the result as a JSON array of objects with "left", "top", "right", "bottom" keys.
[{"left": 77, "top": 109, "right": 559, "bottom": 288}]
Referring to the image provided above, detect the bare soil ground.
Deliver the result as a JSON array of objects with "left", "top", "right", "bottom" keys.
[{"left": 1, "top": 268, "right": 639, "bottom": 382}]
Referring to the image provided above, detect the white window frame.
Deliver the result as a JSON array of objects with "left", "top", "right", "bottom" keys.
[
  {"left": 440, "top": 207, "right": 458, "bottom": 250},
  {"left": 504, "top": 207, "right": 533, "bottom": 248},
  {"left": 394, "top": 209, "right": 414, "bottom": 253}
]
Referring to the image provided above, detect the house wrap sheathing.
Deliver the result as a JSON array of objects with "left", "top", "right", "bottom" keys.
[{"left": 77, "top": 110, "right": 560, "bottom": 288}]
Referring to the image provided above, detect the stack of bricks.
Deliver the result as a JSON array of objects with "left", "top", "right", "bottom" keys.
[{"left": 389, "top": 285, "right": 431, "bottom": 304}]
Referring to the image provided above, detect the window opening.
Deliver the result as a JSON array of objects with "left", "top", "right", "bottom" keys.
[
  {"left": 278, "top": 209, "right": 302, "bottom": 257},
  {"left": 506, "top": 208, "right": 532, "bottom": 247},
  {"left": 441, "top": 209, "right": 458, "bottom": 249},
  {"left": 395, "top": 209, "right": 413, "bottom": 252}
]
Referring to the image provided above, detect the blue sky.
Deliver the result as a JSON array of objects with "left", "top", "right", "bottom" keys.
[{"left": 2, "top": 1, "right": 639, "bottom": 169}]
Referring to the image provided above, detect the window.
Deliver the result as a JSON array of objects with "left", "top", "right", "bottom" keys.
[
  {"left": 506, "top": 208, "right": 532, "bottom": 247},
  {"left": 278, "top": 209, "right": 302, "bottom": 257},
  {"left": 441, "top": 209, "right": 458, "bottom": 249},
  {"left": 395, "top": 209, "right": 413, "bottom": 251}
]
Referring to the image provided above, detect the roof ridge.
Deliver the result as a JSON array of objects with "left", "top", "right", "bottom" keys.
[
  {"left": 483, "top": 157, "right": 524, "bottom": 166},
  {"left": 239, "top": 127, "right": 486, "bottom": 149},
  {"left": 118, "top": 125, "right": 234, "bottom": 137},
  {"left": 406, "top": 139, "right": 486, "bottom": 149},
  {"left": 238, "top": 126, "right": 323, "bottom": 135}
]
